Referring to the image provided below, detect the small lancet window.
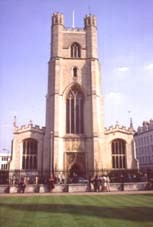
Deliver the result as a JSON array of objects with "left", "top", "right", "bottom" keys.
[{"left": 73, "top": 67, "right": 78, "bottom": 78}]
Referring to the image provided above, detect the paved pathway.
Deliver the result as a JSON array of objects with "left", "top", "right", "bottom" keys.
[{"left": 0, "top": 190, "right": 153, "bottom": 197}]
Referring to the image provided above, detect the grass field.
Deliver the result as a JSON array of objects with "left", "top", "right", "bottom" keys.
[{"left": 0, "top": 194, "right": 153, "bottom": 227}]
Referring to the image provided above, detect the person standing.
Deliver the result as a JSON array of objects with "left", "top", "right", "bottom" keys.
[
  {"left": 35, "top": 176, "right": 39, "bottom": 193},
  {"left": 106, "top": 175, "right": 110, "bottom": 192},
  {"left": 102, "top": 175, "right": 107, "bottom": 192},
  {"left": 93, "top": 175, "right": 101, "bottom": 192},
  {"left": 61, "top": 173, "right": 65, "bottom": 184},
  {"left": 49, "top": 174, "right": 55, "bottom": 192}
]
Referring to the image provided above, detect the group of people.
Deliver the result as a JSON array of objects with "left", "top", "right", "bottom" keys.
[
  {"left": 49, "top": 172, "right": 66, "bottom": 191},
  {"left": 11, "top": 175, "right": 39, "bottom": 193},
  {"left": 89, "top": 175, "right": 110, "bottom": 192},
  {"left": 49, "top": 173, "right": 111, "bottom": 192},
  {"left": 10, "top": 173, "right": 111, "bottom": 193},
  {"left": 18, "top": 176, "right": 28, "bottom": 193}
]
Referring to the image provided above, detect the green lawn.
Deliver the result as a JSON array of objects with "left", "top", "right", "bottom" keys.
[{"left": 0, "top": 194, "right": 153, "bottom": 227}]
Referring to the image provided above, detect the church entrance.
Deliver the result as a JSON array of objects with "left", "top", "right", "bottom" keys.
[
  {"left": 69, "top": 162, "right": 85, "bottom": 183},
  {"left": 65, "top": 152, "right": 86, "bottom": 183},
  {"left": 65, "top": 152, "right": 86, "bottom": 178},
  {"left": 69, "top": 162, "right": 83, "bottom": 177}
]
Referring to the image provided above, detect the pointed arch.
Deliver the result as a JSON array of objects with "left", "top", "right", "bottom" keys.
[
  {"left": 71, "top": 42, "right": 81, "bottom": 58},
  {"left": 69, "top": 161, "right": 85, "bottom": 177},
  {"left": 63, "top": 82, "right": 86, "bottom": 99},
  {"left": 66, "top": 85, "right": 84, "bottom": 134}
]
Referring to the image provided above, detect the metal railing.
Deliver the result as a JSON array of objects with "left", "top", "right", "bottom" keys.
[{"left": 0, "top": 168, "right": 153, "bottom": 185}]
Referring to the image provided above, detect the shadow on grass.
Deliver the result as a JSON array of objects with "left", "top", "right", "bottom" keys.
[{"left": 0, "top": 203, "right": 153, "bottom": 222}]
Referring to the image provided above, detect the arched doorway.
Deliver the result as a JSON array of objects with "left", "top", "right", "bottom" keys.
[
  {"left": 70, "top": 162, "right": 83, "bottom": 177},
  {"left": 69, "top": 162, "right": 85, "bottom": 183}
]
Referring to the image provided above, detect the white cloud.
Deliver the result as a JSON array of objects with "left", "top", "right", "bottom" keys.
[
  {"left": 144, "top": 63, "right": 153, "bottom": 70},
  {"left": 115, "top": 67, "right": 129, "bottom": 72}
]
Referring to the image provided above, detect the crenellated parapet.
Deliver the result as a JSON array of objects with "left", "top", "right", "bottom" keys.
[
  {"left": 105, "top": 123, "right": 135, "bottom": 135},
  {"left": 13, "top": 122, "right": 45, "bottom": 135},
  {"left": 84, "top": 14, "right": 97, "bottom": 28},
  {"left": 52, "top": 12, "right": 64, "bottom": 26},
  {"left": 64, "top": 27, "right": 85, "bottom": 32},
  {"left": 136, "top": 119, "right": 153, "bottom": 134}
]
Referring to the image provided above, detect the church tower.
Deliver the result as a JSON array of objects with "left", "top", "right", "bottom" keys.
[
  {"left": 43, "top": 12, "right": 104, "bottom": 177},
  {"left": 9, "top": 12, "right": 138, "bottom": 182}
]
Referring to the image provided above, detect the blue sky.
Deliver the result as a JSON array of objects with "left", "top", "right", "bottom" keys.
[{"left": 1, "top": 0, "right": 153, "bottom": 152}]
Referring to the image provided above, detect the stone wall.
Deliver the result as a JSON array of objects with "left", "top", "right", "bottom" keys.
[{"left": 0, "top": 182, "right": 149, "bottom": 194}]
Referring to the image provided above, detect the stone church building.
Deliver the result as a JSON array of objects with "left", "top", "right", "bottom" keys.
[{"left": 9, "top": 13, "right": 138, "bottom": 179}]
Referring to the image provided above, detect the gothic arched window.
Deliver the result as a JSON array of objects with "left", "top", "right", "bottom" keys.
[
  {"left": 71, "top": 42, "right": 81, "bottom": 58},
  {"left": 22, "top": 139, "right": 37, "bottom": 170},
  {"left": 66, "top": 86, "right": 84, "bottom": 134},
  {"left": 112, "top": 139, "right": 126, "bottom": 169}
]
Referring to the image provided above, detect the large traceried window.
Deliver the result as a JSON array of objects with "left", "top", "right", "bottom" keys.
[
  {"left": 66, "top": 86, "right": 84, "bottom": 134},
  {"left": 112, "top": 139, "right": 126, "bottom": 169},
  {"left": 22, "top": 139, "right": 37, "bottom": 170},
  {"left": 71, "top": 42, "right": 81, "bottom": 58}
]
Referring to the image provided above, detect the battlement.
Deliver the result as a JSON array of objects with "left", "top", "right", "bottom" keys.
[
  {"left": 64, "top": 27, "right": 85, "bottom": 32},
  {"left": 136, "top": 119, "right": 153, "bottom": 134},
  {"left": 51, "top": 12, "right": 97, "bottom": 29},
  {"left": 105, "top": 123, "right": 134, "bottom": 135},
  {"left": 52, "top": 12, "right": 64, "bottom": 26},
  {"left": 84, "top": 14, "right": 97, "bottom": 28},
  {"left": 14, "top": 123, "right": 45, "bottom": 134}
]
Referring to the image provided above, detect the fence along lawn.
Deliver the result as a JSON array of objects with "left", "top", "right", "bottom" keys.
[{"left": 0, "top": 194, "right": 153, "bottom": 227}]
